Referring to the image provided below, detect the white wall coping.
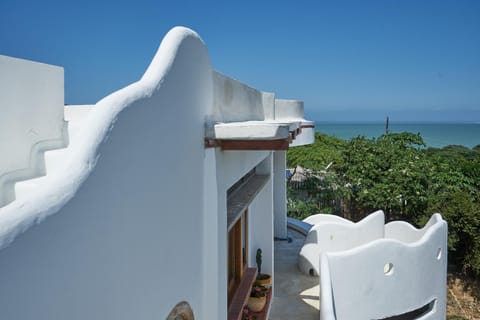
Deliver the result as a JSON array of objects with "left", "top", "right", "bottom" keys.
[
  {"left": 207, "top": 119, "right": 314, "bottom": 141},
  {"left": 210, "top": 121, "right": 295, "bottom": 140}
]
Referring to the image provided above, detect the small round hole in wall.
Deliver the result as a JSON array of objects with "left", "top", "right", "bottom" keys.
[
  {"left": 436, "top": 248, "right": 442, "bottom": 260},
  {"left": 384, "top": 263, "right": 394, "bottom": 276},
  {"left": 309, "top": 268, "right": 315, "bottom": 276}
]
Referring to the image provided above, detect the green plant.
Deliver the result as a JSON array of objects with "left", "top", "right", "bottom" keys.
[
  {"left": 242, "top": 307, "right": 257, "bottom": 320},
  {"left": 256, "top": 248, "right": 262, "bottom": 275},
  {"left": 250, "top": 282, "right": 268, "bottom": 298}
]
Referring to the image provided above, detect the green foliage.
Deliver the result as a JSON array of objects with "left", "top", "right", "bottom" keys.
[
  {"left": 287, "top": 198, "right": 319, "bottom": 220},
  {"left": 287, "top": 133, "right": 346, "bottom": 170},
  {"left": 287, "top": 169, "right": 345, "bottom": 217},
  {"left": 340, "top": 132, "right": 430, "bottom": 221},
  {"left": 428, "top": 190, "right": 480, "bottom": 276},
  {"left": 256, "top": 248, "right": 262, "bottom": 275},
  {"left": 287, "top": 131, "right": 480, "bottom": 277}
]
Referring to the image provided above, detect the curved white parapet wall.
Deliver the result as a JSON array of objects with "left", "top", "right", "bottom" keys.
[
  {"left": 208, "top": 75, "right": 313, "bottom": 147},
  {"left": 274, "top": 99, "right": 315, "bottom": 147},
  {"left": 320, "top": 214, "right": 448, "bottom": 320},
  {"left": 0, "top": 27, "right": 214, "bottom": 319},
  {"left": 290, "top": 125, "right": 315, "bottom": 147},
  {"left": 274, "top": 99, "right": 304, "bottom": 120},
  {"left": 212, "top": 71, "right": 265, "bottom": 123},
  {"left": 303, "top": 213, "right": 355, "bottom": 226},
  {"left": 0, "top": 55, "right": 67, "bottom": 207},
  {"left": 299, "top": 211, "right": 385, "bottom": 276},
  {"left": 385, "top": 213, "right": 443, "bottom": 243}
]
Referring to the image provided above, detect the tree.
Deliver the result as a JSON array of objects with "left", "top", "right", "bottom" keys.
[
  {"left": 287, "top": 133, "right": 346, "bottom": 170},
  {"left": 339, "top": 132, "right": 430, "bottom": 221},
  {"left": 286, "top": 131, "right": 480, "bottom": 277},
  {"left": 428, "top": 190, "right": 480, "bottom": 276}
]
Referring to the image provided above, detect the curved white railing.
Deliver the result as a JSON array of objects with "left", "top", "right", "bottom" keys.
[
  {"left": 319, "top": 214, "right": 447, "bottom": 320},
  {"left": 385, "top": 213, "right": 443, "bottom": 243},
  {"left": 303, "top": 213, "right": 356, "bottom": 226},
  {"left": 298, "top": 211, "right": 385, "bottom": 276}
]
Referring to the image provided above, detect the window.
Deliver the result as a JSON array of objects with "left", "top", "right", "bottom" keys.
[{"left": 227, "top": 209, "right": 248, "bottom": 305}]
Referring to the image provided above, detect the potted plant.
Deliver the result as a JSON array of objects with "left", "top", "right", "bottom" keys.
[
  {"left": 246, "top": 282, "right": 268, "bottom": 312},
  {"left": 255, "top": 248, "right": 272, "bottom": 287},
  {"left": 242, "top": 307, "right": 257, "bottom": 320}
]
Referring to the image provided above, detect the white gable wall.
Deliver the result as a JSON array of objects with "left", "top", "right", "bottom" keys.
[{"left": 0, "top": 27, "right": 213, "bottom": 320}]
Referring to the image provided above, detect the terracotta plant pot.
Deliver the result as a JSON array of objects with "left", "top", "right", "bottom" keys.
[
  {"left": 256, "top": 273, "right": 272, "bottom": 287},
  {"left": 247, "top": 295, "right": 266, "bottom": 312}
]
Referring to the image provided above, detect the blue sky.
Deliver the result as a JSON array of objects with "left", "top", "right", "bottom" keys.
[{"left": 1, "top": 0, "right": 479, "bottom": 122}]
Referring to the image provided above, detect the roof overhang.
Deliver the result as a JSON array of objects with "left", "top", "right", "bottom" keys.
[{"left": 205, "top": 120, "right": 315, "bottom": 150}]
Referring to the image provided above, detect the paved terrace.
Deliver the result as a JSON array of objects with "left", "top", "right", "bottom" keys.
[{"left": 270, "top": 229, "right": 320, "bottom": 319}]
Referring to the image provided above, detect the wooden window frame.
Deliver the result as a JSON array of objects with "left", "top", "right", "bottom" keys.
[{"left": 228, "top": 209, "right": 249, "bottom": 306}]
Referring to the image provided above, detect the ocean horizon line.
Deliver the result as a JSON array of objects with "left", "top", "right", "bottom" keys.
[
  {"left": 313, "top": 122, "right": 479, "bottom": 148},
  {"left": 313, "top": 120, "right": 480, "bottom": 125}
]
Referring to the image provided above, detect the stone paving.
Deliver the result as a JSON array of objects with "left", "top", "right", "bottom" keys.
[{"left": 269, "top": 229, "right": 320, "bottom": 319}]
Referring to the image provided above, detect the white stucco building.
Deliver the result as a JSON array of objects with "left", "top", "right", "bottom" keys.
[{"left": 0, "top": 27, "right": 314, "bottom": 319}]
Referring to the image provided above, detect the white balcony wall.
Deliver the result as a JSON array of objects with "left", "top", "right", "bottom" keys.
[
  {"left": 212, "top": 71, "right": 265, "bottom": 123},
  {"left": 319, "top": 214, "right": 448, "bottom": 319},
  {"left": 299, "top": 211, "right": 385, "bottom": 276},
  {"left": 274, "top": 99, "right": 304, "bottom": 120}
]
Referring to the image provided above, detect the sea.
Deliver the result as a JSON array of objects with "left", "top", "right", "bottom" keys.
[{"left": 315, "top": 122, "right": 480, "bottom": 149}]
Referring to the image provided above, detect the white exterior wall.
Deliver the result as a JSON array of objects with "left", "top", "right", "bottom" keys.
[
  {"left": 0, "top": 27, "right": 213, "bottom": 320},
  {"left": 0, "top": 55, "right": 67, "bottom": 206},
  {"left": 212, "top": 150, "right": 273, "bottom": 318},
  {"left": 202, "top": 148, "right": 221, "bottom": 319},
  {"left": 249, "top": 155, "right": 274, "bottom": 280}
]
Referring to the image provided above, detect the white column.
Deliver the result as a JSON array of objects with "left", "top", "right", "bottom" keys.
[{"left": 273, "top": 151, "right": 287, "bottom": 239}]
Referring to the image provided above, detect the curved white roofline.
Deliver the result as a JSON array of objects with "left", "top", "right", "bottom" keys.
[{"left": 0, "top": 26, "right": 205, "bottom": 250}]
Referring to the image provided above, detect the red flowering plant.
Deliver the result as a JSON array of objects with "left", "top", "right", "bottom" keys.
[
  {"left": 250, "top": 282, "right": 268, "bottom": 298},
  {"left": 242, "top": 307, "right": 257, "bottom": 320}
]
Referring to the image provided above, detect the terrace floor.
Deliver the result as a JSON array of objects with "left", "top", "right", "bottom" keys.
[{"left": 270, "top": 229, "right": 320, "bottom": 319}]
